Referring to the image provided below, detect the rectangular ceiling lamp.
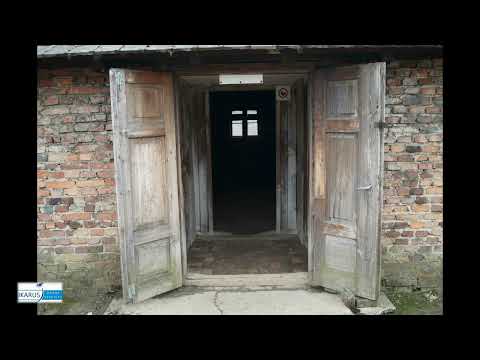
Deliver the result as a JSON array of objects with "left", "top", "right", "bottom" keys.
[{"left": 219, "top": 74, "right": 263, "bottom": 85}]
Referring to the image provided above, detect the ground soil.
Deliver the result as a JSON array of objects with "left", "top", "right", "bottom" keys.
[
  {"left": 37, "top": 290, "right": 120, "bottom": 315},
  {"left": 188, "top": 238, "right": 308, "bottom": 275},
  {"left": 384, "top": 287, "right": 443, "bottom": 315}
]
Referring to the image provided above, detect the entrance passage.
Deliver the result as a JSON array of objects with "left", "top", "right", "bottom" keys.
[
  {"left": 188, "top": 237, "right": 308, "bottom": 275},
  {"left": 210, "top": 91, "right": 276, "bottom": 234}
]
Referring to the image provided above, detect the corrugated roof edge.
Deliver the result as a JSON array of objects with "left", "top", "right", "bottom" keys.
[{"left": 37, "top": 45, "right": 443, "bottom": 58}]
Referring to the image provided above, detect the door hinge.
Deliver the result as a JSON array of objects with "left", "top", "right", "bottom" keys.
[
  {"left": 375, "top": 122, "right": 392, "bottom": 129},
  {"left": 128, "top": 284, "right": 136, "bottom": 300}
]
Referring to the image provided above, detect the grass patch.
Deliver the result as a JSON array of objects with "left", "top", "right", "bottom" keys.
[{"left": 385, "top": 288, "right": 442, "bottom": 315}]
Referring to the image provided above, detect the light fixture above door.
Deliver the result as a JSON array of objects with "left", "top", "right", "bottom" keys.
[{"left": 219, "top": 74, "right": 263, "bottom": 85}]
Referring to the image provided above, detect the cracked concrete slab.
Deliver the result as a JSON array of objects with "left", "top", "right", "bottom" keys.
[
  {"left": 104, "top": 287, "right": 353, "bottom": 315},
  {"left": 216, "top": 289, "right": 352, "bottom": 315},
  {"left": 106, "top": 290, "right": 220, "bottom": 315}
]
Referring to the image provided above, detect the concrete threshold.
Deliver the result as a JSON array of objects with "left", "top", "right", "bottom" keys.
[{"left": 184, "top": 272, "right": 309, "bottom": 289}]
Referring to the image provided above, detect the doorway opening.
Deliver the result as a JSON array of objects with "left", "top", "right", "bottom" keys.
[
  {"left": 176, "top": 73, "right": 309, "bottom": 277},
  {"left": 210, "top": 91, "right": 276, "bottom": 234}
]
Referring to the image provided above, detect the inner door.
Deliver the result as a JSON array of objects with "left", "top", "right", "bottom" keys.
[
  {"left": 309, "top": 63, "right": 385, "bottom": 300},
  {"left": 110, "top": 69, "right": 183, "bottom": 303},
  {"left": 210, "top": 91, "right": 276, "bottom": 234}
]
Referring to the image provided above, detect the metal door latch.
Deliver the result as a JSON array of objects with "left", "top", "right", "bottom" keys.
[{"left": 356, "top": 184, "right": 373, "bottom": 191}]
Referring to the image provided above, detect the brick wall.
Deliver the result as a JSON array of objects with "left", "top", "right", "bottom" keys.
[
  {"left": 36, "top": 56, "right": 443, "bottom": 299},
  {"left": 37, "top": 68, "right": 121, "bottom": 298},
  {"left": 381, "top": 57, "right": 443, "bottom": 290}
]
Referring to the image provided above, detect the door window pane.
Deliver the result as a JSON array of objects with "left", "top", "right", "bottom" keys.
[
  {"left": 232, "top": 120, "right": 243, "bottom": 137},
  {"left": 247, "top": 120, "right": 258, "bottom": 136}
]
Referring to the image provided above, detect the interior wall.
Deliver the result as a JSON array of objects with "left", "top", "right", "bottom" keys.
[
  {"left": 177, "top": 81, "right": 212, "bottom": 249},
  {"left": 277, "top": 78, "right": 307, "bottom": 242}
]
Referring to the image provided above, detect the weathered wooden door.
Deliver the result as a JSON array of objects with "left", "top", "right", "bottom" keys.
[
  {"left": 310, "top": 63, "right": 385, "bottom": 300},
  {"left": 110, "top": 69, "right": 183, "bottom": 303}
]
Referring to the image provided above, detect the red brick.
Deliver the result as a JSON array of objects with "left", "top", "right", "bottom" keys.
[
  {"left": 71, "top": 105, "right": 100, "bottom": 114},
  {"left": 46, "top": 181, "right": 75, "bottom": 189},
  {"left": 44, "top": 96, "right": 59, "bottom": 105},
  {"left": 385, "top": 231, "right": 401, "bottom": 238},
  {"left": 50, "top": 172, "right": 65, "bottom": 179},
  {"left": 68, "top": 86, "right": 103, "bottom": 95},
  {"left": 418, "top": 78, "right": 434, "bottom": 85},
  {"left": 97, "top": 170, "right": 114, "bottom": 178},
  {"left": 426, "top": 106, "right": 442, "bottom": 113},
  {"left": 415, "top": 231, "right": 430, "bottom": 237},
  {"left": 83, "top": 221, "right": 96, "bottom": 228},
  {"left": 39, "top": 79, "right": 54, "bottom": 87},
  {"left": 76, "top": 179, "right": 105, "bottom": 188},
  {"left": 55, "top": 205, "right": 69, "bottom": 213},
  {"left": 66, "top": 154, "right": 80, "bottom": 161},
  {"left": 37, "top": 170, "right": 49, "bottom": 179},
  {"left": 104, "top": 178, "right": 115, "bottom": 186},
  {"left": 39, "top": 230, "right": 65, "bottom": 238},
  {"left": 90, "top": 228, "right": 104, "bottom": 236},
  {"left": 61, "top": 212, "right": 92, "bottom": 221},
  {"left": 55, "top": 222, "right": 67, "bottom": 229},
  {"left": 96, "top": 212, "right": 117, "bottom": 221},
  {"left": 79, "top": 153, "right": 94, "bottom": 161},
  {"left": 420, "top": 87, "right": 437, "bottom": 95},
  {"left": 55, "top": 77, "right": 73, "bottom": 86}
]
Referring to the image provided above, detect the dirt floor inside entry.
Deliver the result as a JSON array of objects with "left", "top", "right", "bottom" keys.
[{"left": 187, "top": 237, "right": 308, "bottom": 275}]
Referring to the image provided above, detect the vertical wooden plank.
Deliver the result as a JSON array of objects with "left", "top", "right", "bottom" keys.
[
  {"left": 182, "top": 85, "right": 196, "bottom": 248},
  {"left": 310, "top": 70, "right": 327, "bottom": 286},
  {"left": 162, "top": 72, "right": 183, "bottom": 295},
  {"left": 296, "top": 79, "right": 306, "bottom": 245},
  {"left": 306, "top": 74, "right": 314, "bottom": 272},
  {"left": 275, "top": 99, "right": 281, "bottom": 233},
  {"left": 192, "top": 89, "right": 201, "bottom": 234},
  {"left": 188, "top": 86, "right": 197, "bottom": 246},
  {"left": 173, "top": 75, "right": 187, "bottom": 277},
  {"left": 110, "top": 69, "right": 131, "bottom": 301},
  {"left": 287, "top": 83, "right": 297, "bottom": 231},
  {"left": 197, "top": 88, "right": 208, "bottom": 233},
  {"left": 281, "top": 102, "right": 288, "bottom": 230},
  {"left": 356, "top": 62, "right": 385, "bottom": 300},
  {"left": 205, "top": 89, "right": 214, "bottom": 234}
]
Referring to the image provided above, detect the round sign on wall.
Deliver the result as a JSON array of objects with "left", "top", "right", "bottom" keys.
[{"left": 276, "top": 85, "right": 291, "bottom": 101}]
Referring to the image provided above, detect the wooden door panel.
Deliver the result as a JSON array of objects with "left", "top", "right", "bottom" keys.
[
  {"left": 325, "top": 133, "right": 357, "bottom": 225},
  {"left": 130, "top": 137, "right": 168, "bottom": 228},
  {"left": 310, "top": 63, "right": 385, "bottom": 301},
  {"left": 110, "top": 69, "right": 182, "bottom": 304},
  {"left": 326, "top": 79, "right": 358, "bottom": 119}
]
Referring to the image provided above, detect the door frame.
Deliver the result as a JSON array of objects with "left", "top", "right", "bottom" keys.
[{"left": 174, "top": 65, "right": 314, "bottom": 282}]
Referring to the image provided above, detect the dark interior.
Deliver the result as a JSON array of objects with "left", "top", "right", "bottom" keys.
[{"left": 210, "top": 91, "right": 276, "bottom": 234}]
